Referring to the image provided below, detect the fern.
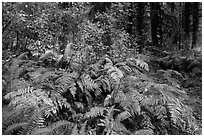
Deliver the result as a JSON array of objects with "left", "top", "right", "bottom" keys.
[
  {"left": 21, "top": 109, "right": 45, "bottom": 135},
  {"left": 56, "top": 71, "right": 78, "bottom": 93},
  {"left": 5, "top": 87, "right": 53, "bottom": 109},
  {"left": 116, "top": 111, "right": 131, "bottom": 122},
  {"left": 157, "top": 69, "right": 184, "bottom": 87},
  {"left": 139, "top": 83, "right": 198, "bottom": 134},
  {"left": 115, "top": 62, "right": 132, "bottom": 75},
  {"left": 84, "top": 107, "right": 106, "bottom": 118},
  {"left": 96, "top": 76, "right": 111, "bottom": 93},
  {"left": 72, "top": 124, "right": 79, "bottom": 135},
  {"left": 4, "top": 84, "right": 73, "bottom": 134},
  {"left": 112, "top": 121, "right": 131, "bottom": 135},
  {"left": 104, "top": 58, "right": 124, "bottom": 85},
  {"left": 32, "top": 120, "right": 73, "bottom": 135},
  {"left": 40, "top": 70, "right": 57, "bottom": 83},
  {"left": 79, "top": 120, "right": 88, "bottom": 135},
  {"left": 126, "top": 58, "right": 149, "bottom": 72},
  {"left": 82, "top": 74, "right": 99, "bottom": 91},
  {"left": 114, "top": 90, "right": 141, "bottom": 116},
  {"left": 133, "top": 129, "right": 154, "bottom": 135},
  {"left": 104, "top": 94, "right": 112, "bottom": 106},
  {"left": 3, "top": 122, "right": 28, "bottom": 135},
  {"left": 46, "top": 92, "right": 72, "bottom": 116},
  {"left": 3, "top": 40, "right": 199, "bottom": 135}
]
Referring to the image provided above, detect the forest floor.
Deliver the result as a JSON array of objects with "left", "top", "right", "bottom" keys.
[
  {"left": 147, "top": 49, "right": 202, "bottom": 133},
  {"left": 2, "top": 46, "right": 202, "bottom": 135}
]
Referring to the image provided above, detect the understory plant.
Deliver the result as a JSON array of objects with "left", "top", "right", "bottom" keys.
[{"left": 2, "top": 48, "right": 199, "bottom": 135}]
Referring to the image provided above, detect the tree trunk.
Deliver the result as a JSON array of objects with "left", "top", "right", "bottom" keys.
[
  {"left": 150, "top": 2, "right": 161, "bottom": 47},
  {"left": 127, "top": 3, "right": 134, "bottom": 35},
  {"left": 182, "top": 2, "right": 191, "bottom": 50},
  {"left": 191, "top": 2, "right": 199, "bottom": 49},
  {"left": 136, "top": 2, "right": 146, "bottom": 53},
  {"left": 183, "top": 2, "right": 191, "bottom": 36}
]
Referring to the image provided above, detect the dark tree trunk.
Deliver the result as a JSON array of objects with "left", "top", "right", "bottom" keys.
[
  {"left": 191, "top": 2, "right": 199, "bottom": 49},
  {"left": 157, "top": 3, "right": 163, "bottom": 47},
  {"left": 136, "top": 2, "right": 146, "bottom": 53},
  {"left": 150, "top": 2, "right": 161, "bottom": 47},
  {"left": 170, "top": 2, "right": 175, "bottom": 12},
  {"left": 183, "top": 2, "right": 191, "bottom": 36},
  {"left": 127, "top": 3, "right": 134, "bottom": 35},
  {"left": 182, "top": 2, "right": 191, "bottom": 50},
  {"left": 178, "top": 2, "right": 182, "bottom": 50}
]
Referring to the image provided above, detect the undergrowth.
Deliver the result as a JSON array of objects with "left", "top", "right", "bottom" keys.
[{"left": 2, "top": 48, "right": 200, "bottom": 135}]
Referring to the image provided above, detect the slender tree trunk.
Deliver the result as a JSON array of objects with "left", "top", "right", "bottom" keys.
[
  {"left": 178, "top": 2, "right": 182, "bottom": 50},
  {"left": 170, "top": 2, "right": 175, "bottom": 12},
  {"left": 127, "top": 3, "right": 134, "bottom": 35},
  {"left": 182, "top": 2, "right": 191, "bottom": 50},
  {"left": 150, "top": 2, "right": 162, "bottom": 47},
  {"left": 150, "top": 3, "right": 158, "bottom": 47},
  {"left": 191, "top": 2, "right": 199, "bottom": 49},
  {"left": 183, "top": 3, "right": 191, "bottom": 36},
  {"left": 136, "top": 2, "right": 146, "bottom": 53},
  {"left": 157, "top": 2, "right": 163, "bottom": 47}
]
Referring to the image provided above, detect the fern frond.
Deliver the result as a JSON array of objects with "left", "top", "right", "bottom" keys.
[
  {"left": 126, "top": 58, "right": 149, "bottom": 72},
  {"left": 115, "top": 62, "right": 132, "bottom": 74},
  {"left": 139, "top": 83, "right": 198, "bottom": 133},
  {"left": 49, "top": 92, "right": 71, "bottom": 114},
  {"left": 77, "top": 80, "right": 84, "bottom": 91},
  {"left": 74, "top": 102, "right": 84, "bottom": 111},
  {"left": 114, "top": 90, "right": 127, "bottom": 104},
  {"left": 56, "top": 71, "right": 78, "bottom": 93},
  {"left": 82, "top": 74, "right": 98, "bottom": 91},
  {"left": 11, "top": 79, "right": 30, "bottom": 92},
  {"left": 85, "top": 107, "right": 106, "bottom": 118},
  {"left": 104, "top": 94, "right": 112, "bottom": 106},
  {"left": 134, "top": 129, "right": 154, "bottom": 135},
  {"left": 40, "top": 70, "right": 57, "bottom": 83},
  {"left": 116, "top": 111, "right": 131, "bottom": 122},
  {"left": 70, "top": 84, "right": 77, "bottom": 98},
  {"left": 79, "top": 120, "right": 88, "bottom": 135},
  {"left": 108, "top": 67, "right": 123, "bottom": 83},
  {"left": 20, "top": 107, "right": 46, "bottom": 135},
  {"left": 64, "top": 43, "right": 73, "bottom": 62},
  {"left": 5, "top": 86, "right": 34, "bottom": 100},
  {"left": 3, "top": 122, "right": 28, "bottom": 135},
  {"left": 112, "top": 121, "right": 131, "bottom": 135},
  {"left": 6, "top": 87, "right": 52, "bottom": 109},
  {"left": 158, "top": 69, "right": 182, "bottom": 88},
  {"left": 104, "top": 57, "right": 113, "bottom": 67},
  {"left": 72, "top": 124, "right": 79, "bottom": 135},
  {"left": 32, "top": 120, "right": 73, "bottom": 135},
  {"left": 2, "top": 107, "right": 22, "bottom": 124},
  {"left": 96, "top": 76, "right": 111, "bottom": 93}
]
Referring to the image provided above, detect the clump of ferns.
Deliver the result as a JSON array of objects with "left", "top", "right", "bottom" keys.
[
  {"left": 110, "top": 87, "right": 153, "bottom": 134},
  {"left": 80, "top": 105, "right": 129, "bottom": 135},
  {"left": 143, "top": 84, "right": 198, "bottom": 134},
  {"left": 113, "top": 75, "right": 199, "bottom": 135},
  {"left": 3, "top": 85, "right": 74, "bottom": 135}
]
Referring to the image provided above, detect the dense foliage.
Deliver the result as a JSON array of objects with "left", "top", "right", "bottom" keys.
[{"left": 2, "top": 2, "right": 202, "bottom": 135}]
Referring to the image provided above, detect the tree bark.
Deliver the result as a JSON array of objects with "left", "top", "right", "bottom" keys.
[
  {"left": 150, "top": 2, "right": 160, "bottom": 47},
  {"left": 191, "top": 2, "right": 199, "bottom": 49}
]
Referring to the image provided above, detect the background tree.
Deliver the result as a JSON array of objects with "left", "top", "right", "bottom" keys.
[
  {"left": 182, "top": 2, "right": 191, "bottom": 49},
  {"left": 150, "top": 2, "right": 163, "bottom": 47},
  {"left": 191, "top": 2, "right": 200, "bottom": 49}
]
